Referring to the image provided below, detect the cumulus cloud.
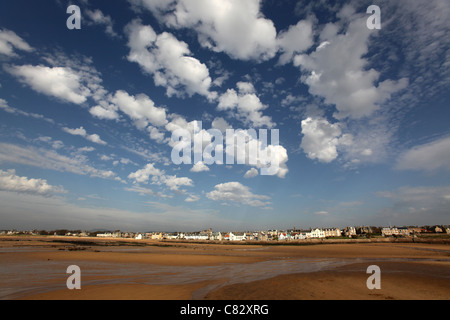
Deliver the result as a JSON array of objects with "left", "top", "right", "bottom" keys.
[
  {"left": 211, "top": 117, "right": 232, "bottom": 133},
  {"left": 293, "top": 9, "right": 408, "bottom": 120},
  {"left": 0, "top": 29, "right": 33, "bottom": 57},
  {"left": 161, "top": 175, "right": 193, "bottom": 191},
  {"left": 300, "top": 117, "right": 343, "bottom": 163},
  {"left": 300, "top": 115, "right": 384, "bottom": 167},
  {"left": 128, "top": 163, "right": 163, "bottom": 184},
  {"left": 85, "top": 9, "right": 119, "bottom": 38},
  {"left": 0, "top": 169, "right": 66, "bottom": 196},
  {"left": 395, "top": 136, "right": 450, "bottom": 172},
  {"left": 294, "top": 5, "right": 413, "bottom": 168},
  {"left": 110, "top": 90, "right": 168, "bottom": 129},
  {"left": 277, "top": 19, "right": 314, "bottom": 65},
  {"left": 125, "top": 19, "right": 217, "bottom": 100},
  {"left": 162, "top": 0, "right": 278, "bottom": 61},
  {"left": 226, "top": 127, "right": 289, "bottom": 178},
  {"left": 147, "top": 126, "right": 166, "bottom": 143},
  {"left": 218, "top": 82, "right": 274, "bottom": 128},
  {"left": 6, "top": 52, "right": 121, "bottom": 126},
  {"left": 128, "top": 163, "right": 193, "bottom": 192},
  {"left": 168, "top": 120, "right": 289, "bottom": 177},
  {"left": 244, "top": 168, "right": 258, "bottom": 178},
  {"left": 62, "top": 126, "right": 107, "bottom": 145},
  {"left": 180, "top": 122, "right": 288, "bottom": 178},
  {"left": 89, "top": 105, "right": 119, "bottom": 120},
  {"left": 6, "top": 64, "right": 91, "bottom": 104},
  {"left": 206, "top": 181, "right": 271, "bottom": 207},
  {"left": 190, "top": 161, "right": 210, "bottom": 173},
  {"left": 131, "top": 0, "right": 320, "bottom": 64}
]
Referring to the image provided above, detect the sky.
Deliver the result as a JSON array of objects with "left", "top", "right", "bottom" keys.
[{"left": 0, "top": 0, "right": 449, "bottom": 232}]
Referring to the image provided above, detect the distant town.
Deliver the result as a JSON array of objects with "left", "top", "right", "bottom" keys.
[{"left": 1, "top": 225, "right": 449, "bottom": 241}]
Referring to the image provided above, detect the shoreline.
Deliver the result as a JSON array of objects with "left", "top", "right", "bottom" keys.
[{"left": 2, "top": 234, "right": 450, "bottom": 248}]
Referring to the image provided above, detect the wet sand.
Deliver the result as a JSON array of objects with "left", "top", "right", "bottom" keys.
[
  {"left": 1, "top": 236, "right": 449, "bottom": 300},
  {"left": 205, "top": 261, "right": 450, "bottom": 300}
]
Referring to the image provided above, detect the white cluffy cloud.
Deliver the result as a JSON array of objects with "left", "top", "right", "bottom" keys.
[
  {"left": 218, "top": 82, "right": 274, "bottom": 128},
  {"left": 301, "top": 117, "right": 344, "bottom": 163},
  {"left": 206, "top": 181, "right": 271, "bottom": 207},
  {"left": 125, "top": 19, "right": 217, "bottom": 100},
  {"left": 164, "top": 0, "right": 278, "bottom": 61},
  {"left": 168, "top": 121, "right": 289, "bottom": 178},
  {"left": 244, "top": 168, "right": 259, "bottom": 178},
  {"left": 90, "top": 89, "right": 170, "bottom": 144},
  {"left": 296, "top": 6, "right": 410, "bottom": 167},
  {"left": 128, "top": 163, "right": 193, "bottom": 192},
  {"left": 294, "top": 9, "right": 408, "bottom": 120},
  {"left": 0, "top": 169, "right": 66, "bottom": 196},
  {"left": 62, "top": 127, "right": 107, "bottom": 145},
  {"left": 133, "top": 0, "right": 315, "bottom": 63},
  {"left": 85, "top": 9, "right": 120, "bottom": 38},
  {"left": 190, "top": 161, "right": 210, "bottom": 173},
  {"left": 277, "top": 19, "right": 314, "bottom": 65},
  {"left": 6, "top": 65, "right": 91, "bottom": 104},
  {"left": 7, "top": 52, "right": 113, "bottom": 118},
  {"left": 110, "top": 90, "right": 169, "bottom": 129},
  {"left": 0, "top": 29, "right": 33, "bottom": 57}
]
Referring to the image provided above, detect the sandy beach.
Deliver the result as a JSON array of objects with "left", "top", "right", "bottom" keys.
[{"left": 0, "top": 236, "right": 449, "bottom": 300}]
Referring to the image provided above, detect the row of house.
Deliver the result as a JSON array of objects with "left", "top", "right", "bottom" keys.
[
  {"left": 3, "top": 225, "right": 449, "bottom": 240},
  {"left": 131, "top": 225, "right": 450, "bottom": 241},
  {"left": 129, "top": 228, "right": 345, "bottom": 241}
]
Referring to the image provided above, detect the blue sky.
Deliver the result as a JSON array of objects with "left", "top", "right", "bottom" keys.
[{"left": 0, "top": 0, "right": 449, "bottom": 232}]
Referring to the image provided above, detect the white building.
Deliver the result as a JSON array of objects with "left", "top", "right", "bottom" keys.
[
  {"left": 308, "top": 228, "right": 325, "bottom": 238},
  {"left": 382, "top": 227, "right": 399, "bottom": 237},
  {"left": 323, "top": 228, "right": 341, "bottom": 237},
  {"left": 210, "top": 232, "right": 223, "bottom": 241},
  {"left": 344, "top": 227, "right": 357, "bottom": 237},
  {"left": 278, "top": 232, "right": 288, "bottom": 240},
  {"left": 229, "top": 232, "right": 246, "bottom": 241},
  {"left": 182, "top": 233, "right": 209, "bottom": 240},
  {"left": 294, "top": 233, "right": 307, "bottom": 240},
  {"left": 97, "top": 232, "right": 113, "bottom": 238}
]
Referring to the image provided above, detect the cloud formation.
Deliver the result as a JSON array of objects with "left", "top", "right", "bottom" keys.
[
  {"left": 206, "top": 181, "right": 270, "bottom": 207},
  {"left": 7, "top": 65, "right": 90, "bottom": 104},
  {"left": 125, "top": 19, "right": 217, "bottom": 100},
  {"left": 218, "top": 82, "right": 274, "bottom": 128},
  {"left": 0, "top": 169, "right": 66, "bottom": 196},
  {"left": 128, "top": 163, "right": 193, "bottom": 192},
  {"left": 0, "top": 142, "right": 121, "bottom": 182},
  {"left": 294, "top": 10, "right": 408, "bottom": 120},
  {"left": 0, "top": 29, "right": 33, "bottom": 57},
  {"left": 63, "top": 127, "right": 107, "bottom": 145},
  {"left": 396, "top": 136, "right": 450, "bottom": 172}
]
